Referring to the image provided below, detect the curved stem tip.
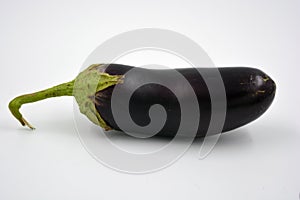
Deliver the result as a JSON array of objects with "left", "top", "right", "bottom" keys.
[{"left": 9, "top": 80, "right": 74, "bottom": 129}]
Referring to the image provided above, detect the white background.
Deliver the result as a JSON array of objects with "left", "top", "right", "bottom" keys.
[{"left": 0, "top": 0, "right": 299, "bottom": 199}]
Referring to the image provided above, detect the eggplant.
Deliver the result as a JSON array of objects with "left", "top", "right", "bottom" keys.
[{"left": 9, "top": 64, "right": 276, "bottom": 137}]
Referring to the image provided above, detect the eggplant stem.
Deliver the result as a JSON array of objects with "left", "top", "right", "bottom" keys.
[{"left": 8, "top": 80, "right": 75, "bottom": 129}]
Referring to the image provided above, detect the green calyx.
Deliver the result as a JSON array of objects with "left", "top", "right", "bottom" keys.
[
  {"left": 73, "top": 64, "right": 123, "bottom": 130},
  {"left": 8, "top": 63, "right": 123, "bottom": 130}
]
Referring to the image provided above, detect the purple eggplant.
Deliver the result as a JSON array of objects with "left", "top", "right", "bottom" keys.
[{"left": 9, "top": 64, "right": 276, "bottom": 137}]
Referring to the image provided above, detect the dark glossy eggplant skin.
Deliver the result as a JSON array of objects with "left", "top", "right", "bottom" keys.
[{"left": 94, "top": 64, "right": 276, "bottom": 137}]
